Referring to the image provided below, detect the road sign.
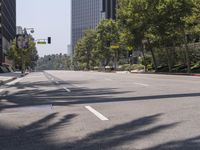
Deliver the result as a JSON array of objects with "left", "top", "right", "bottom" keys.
[
  {"left": 37, "top": 41, "right": 47, "bottom": 44},
  {"left": 128, "top": 46, "right": 133, "bottom": 51},
  {"left": 111, "top": 45, "right": 119, "bottom": 49}
]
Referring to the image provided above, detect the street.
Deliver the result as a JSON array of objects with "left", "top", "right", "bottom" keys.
[{"left": 0, "top": 71, "right": 200, "bottom": 150}]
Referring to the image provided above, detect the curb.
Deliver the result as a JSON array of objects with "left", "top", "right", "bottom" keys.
[
  {"left": 191, "top": 74, "right": 200, "bottom": 77},
  {"left": 0, "top": 72, "right": 29, "bottom": 86},
  {"left": 0, "top": 77, "right": 17, "bottom": 86},
  {"left": 87, "top": 70, "right": 200, "bottom": 77},
  {"left": 130, "top": 72, "right": 200, "bottom": 77}
]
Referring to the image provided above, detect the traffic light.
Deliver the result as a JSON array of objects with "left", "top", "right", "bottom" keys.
[{"left": 48, "top": 37, "right": 51, "bottom": 44}]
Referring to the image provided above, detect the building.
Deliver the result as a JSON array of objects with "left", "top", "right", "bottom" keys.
[
  {"left": 67, "top": 44, "right": 72, "bottom": 56},
  {"left": 102, "top": 0, "right": 117, "bottom": 20},
  {"left": 0, "top": 0, "right": 16, "bottom": 64},
  {"left": 71, "top": 0, "right": 102, "bottom": 55}
]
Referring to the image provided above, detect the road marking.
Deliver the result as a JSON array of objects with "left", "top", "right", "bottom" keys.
[
  {"left": 105, "top": 78, "right": 112, "bottom": 81},
  {"left": 1, "top": 99, "right": 8, "bottom": 102},
  {"left": 85, "top": 106, "right": 109, "bottom": 121},
  {"left": 63, "top": 87, "right": 71, "bottom": 92},
  {"left": 133, "top": 82, "right": 149, "bottom": 87},
  {"left": 6, "top": 78, "right": 23, "bottom": 86}
]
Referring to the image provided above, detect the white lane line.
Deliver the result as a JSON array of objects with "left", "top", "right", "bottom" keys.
[
  {"left": 1, "top": 99, "right": 8, "bottom": 102},
  {"left": 6, "top": 78, "right": 23, "bottom": 86},
  {"left": 105, "top": 78, "right": 112, "bottom": 81},
  {"left": 63, "top": 87, "right": 71, "bottom": 92},
  {"left": 133, "top": 82, "right": 149, "bottom": 87},
  {"left": 85, "top": 106, "right": 109, "bottom": 121}
]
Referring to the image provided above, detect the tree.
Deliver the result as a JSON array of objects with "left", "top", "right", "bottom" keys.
[
  {"left": 8, "top": 37, "right": 39, "bottom": 71},
  {"left": 75, "top": 29, "right": 97, "bottom": 70},
  {"left": 117, "top": 0, "right": 158, "bottom": 70},
  {"left": 36, "top": 54, "right": 72, "bottom": 71},
  {"left": 117, "top": 0, "right": 200, "bottom": 73},
  {"left": 95, "top": 19, "right": 119, "bottom": 68}
]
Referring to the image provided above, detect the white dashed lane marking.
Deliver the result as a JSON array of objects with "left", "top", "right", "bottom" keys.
[
  {"left": 133, "top": 82, "right": 149, "bottom": 87},
  {"left": 63, "top": 87, "right": 71, "bottom": 92},
  {"left": 85, "top": 106, "right": 109, "bottom": 121}
]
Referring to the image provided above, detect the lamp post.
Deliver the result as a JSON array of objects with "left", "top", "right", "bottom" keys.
[{"left": 16, "top": 26, "right": 35, "bottom": 76}]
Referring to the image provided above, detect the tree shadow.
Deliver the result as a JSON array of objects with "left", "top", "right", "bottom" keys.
[
  {"left": 148, "top": 136, "right": 200, "bottom": 150},
  {"left": 1, "top": 77, "right": 200, "bottom": 112},
  {"left": 59, "top": 114, "right": 178, "bottom": 150},
  {"left": 0, "top": 113, "right": 77, "bottom": 150},
  {"left": 0, "top": 113, "right": 183, "bottom": 150}
]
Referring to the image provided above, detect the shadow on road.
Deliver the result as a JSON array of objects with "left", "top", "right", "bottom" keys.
[
  {"left": 1, "top": 79, "right": 200, "bottom": 111},
  {"left": 1, "top": 79, "right": 200, "bottom": 149},
  {"left": 1, "top": 113, "right": 193, "bottom": 150}
]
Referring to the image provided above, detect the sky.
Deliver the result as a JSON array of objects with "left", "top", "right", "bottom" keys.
[{"left": 17, "top": 0, "right": 71, "bottom": 57}]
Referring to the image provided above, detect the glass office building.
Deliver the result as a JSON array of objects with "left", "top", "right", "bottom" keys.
[
  {"left": 71, "top": 0, "right": 102, "bottom": 55},
  {"left": 102, "top": 0, "right": 117, "bottom": 19},
  {"left": 0, "top": 0, "right": 16, "bottom": 64}
]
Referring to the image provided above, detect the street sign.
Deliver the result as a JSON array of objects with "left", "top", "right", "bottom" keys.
[
  {"left": 16, "top": 34, "right": 29, "bottom": 49},
  {"left": 128, "top": 46, "right": 133, "bottom": 51},
  {"left": 111, "top": 45, "right": 119, "bottom": 49},
  {"left": 37, "top": 41, "right": 47, "bottom": 44}
]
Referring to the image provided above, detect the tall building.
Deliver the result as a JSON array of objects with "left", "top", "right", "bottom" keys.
[
  {"left": 71, "top": 0, "right": 102, "bottom": 55},
  {"left": 0, "top": 0, "right": 16, "bottom": 64},
  {"left": 102, "top": 0, "right": 117, "bottom": 20}
]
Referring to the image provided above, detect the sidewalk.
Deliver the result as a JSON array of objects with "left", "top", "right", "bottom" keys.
[
  {"left": 0, "top": 72, "right": 22, "bottom": 85},
  {"left": 114, "top": 70, "right": 200, "bottom": 77},
  {"left": 130, "top": 71, "right": 200, "bottom": 77}
]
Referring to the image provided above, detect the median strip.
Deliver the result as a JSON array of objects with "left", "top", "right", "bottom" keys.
[{"left": 85, "top": 106, "right": 109, "bottom": 121}]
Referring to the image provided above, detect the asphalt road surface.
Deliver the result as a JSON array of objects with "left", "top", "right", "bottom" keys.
[{"left": 0, "top": 71, "right": 200, "bottom": 150}]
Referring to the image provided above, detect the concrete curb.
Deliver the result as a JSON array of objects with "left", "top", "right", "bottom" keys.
[
  {"left": 0, "top": 77, "right": 17, "bottom": 86},
  {"left": 191, "top": 74, "right": 200, "bottom": 77},
  {"left": 0, "top": 72, "right": 29, "bottom": 86},
  {"left": 130, "top": 72, "right": 200, "bottom": 77},
  {"left": 73, "top": 70, "right": 200, "bottom": 77}
]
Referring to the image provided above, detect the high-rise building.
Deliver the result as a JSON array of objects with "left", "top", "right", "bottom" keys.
[
  {"left": 102, "top": 0, "right": 117, "bottom": 20},
  {"left": 71, "top": 0, "right": 102, "bottom": 55},
  {"left": 0, "top": 0, "right": 16, "bottom": 64}
]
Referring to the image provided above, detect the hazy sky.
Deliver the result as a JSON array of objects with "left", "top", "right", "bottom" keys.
[{"left": 17, "top": 0, "right": 71, "bottom": 57}]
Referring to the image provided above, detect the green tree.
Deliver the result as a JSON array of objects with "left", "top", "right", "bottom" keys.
[
  {"left": 8, "top": 37, "right": 38, "bottom": 72},
  {"left": 95, "top": 19, "right": 119, "bottom": 68},
  {"left": 75, "top": 29, "right": 97, "bottom": 70}
]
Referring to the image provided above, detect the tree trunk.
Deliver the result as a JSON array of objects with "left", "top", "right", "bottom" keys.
[
  {"left": 147, "top": 40, "right": 157, "bottom": 72},
  {"left": 182, "top": 30, "right": 191, "bottom": 73},
  {"left": 86, "top": 55, "right": 90, "bottom": 70},
  {"left": 141, "top": 46, "right": 148, "bottom": 72},
  {"left": 166, "top": 48, "right": 172, "bottom": 72}
]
